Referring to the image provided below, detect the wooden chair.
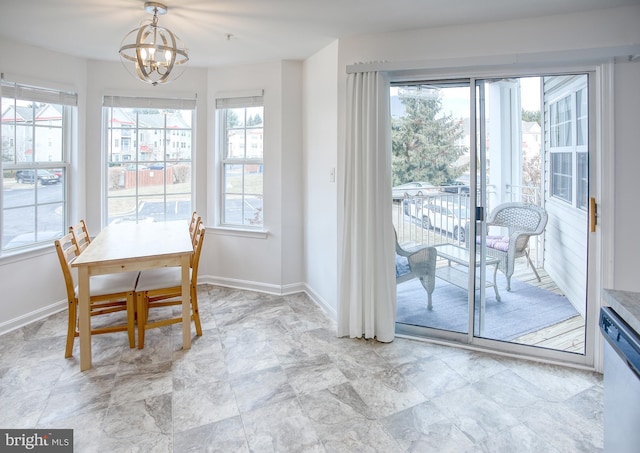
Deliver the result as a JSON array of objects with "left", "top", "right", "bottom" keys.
[
  {"left": 135, "top": 220, "right": 205, "bottom": 348},
  {"left": 188, "top": 211, "right": 201, "bottom": 246},
  {"left": 69, "top": 220, "right": 91, "bottom": 253},
  {"left": 55, "top": 232, "right": 138, "bottom": 357}
]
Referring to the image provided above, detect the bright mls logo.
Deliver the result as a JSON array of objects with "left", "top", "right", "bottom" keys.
[{"left": 0, "top": 429, "right": 73, "bottom": 452}]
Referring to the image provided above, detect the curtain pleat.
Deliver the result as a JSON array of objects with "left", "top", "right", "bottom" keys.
[{"left": 338, "top": 71, "right": 396, "bottom": 343}]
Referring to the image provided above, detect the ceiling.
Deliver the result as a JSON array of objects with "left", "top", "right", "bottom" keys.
[{"left": 0, "top": 0, "right": 637, "bottom": 68}]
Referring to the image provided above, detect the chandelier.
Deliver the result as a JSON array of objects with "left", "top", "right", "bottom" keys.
[{"left": 119, "top": 2, "right": 189, "bottom": 86}]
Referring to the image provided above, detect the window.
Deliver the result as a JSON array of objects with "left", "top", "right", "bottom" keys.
[
  {"left": 103, "top": 96, "right": 195, "bottom": 224},
  {"left": 550, "top": 153, "right": 572, "bottom": 203},
  {"left": 547, "top": 75, "right": 588, "bottom": 210},
  {"left": 1, "top": 79, "right": 76, "bottom": 253},
  {"left": 216, "top": 93, "right": 264, "bottom": 228}
]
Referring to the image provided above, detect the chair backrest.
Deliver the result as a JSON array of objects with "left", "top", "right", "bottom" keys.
[
  {"left": 394, "top": 227, "right": 411, "bottom": 257},
  {"left": 487, "top": 202, "right": 548, "bottom": 254},
  {"left": 54, "top": 232, "right": 80, "bottom": 303},
  {"left": 188, "top": 211, "right": 201, "bottom": 246},
  {"left": 190, "top": 220, "right": 206, "bottom": 281},
  {"left": 69, "top": 220, "right": 91, "bottom": 253},
  {"left": 488, "top": 202, "right": 548, "bottom": 236}
]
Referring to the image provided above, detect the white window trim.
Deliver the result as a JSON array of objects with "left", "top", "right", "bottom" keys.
[
  {"left": 0, "top": 78, "right": 76, "bottom": 256},
  {"left": 101, "top": 95, "right": 195, "bottom": 227},
  {"left": 213, "top": 92, "right": 266, "bottom": 233}
]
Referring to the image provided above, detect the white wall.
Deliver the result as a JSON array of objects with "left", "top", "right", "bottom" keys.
[
  {"left": 0, "top": 41, "right": 305, "bottom": 331},
  {"left": 328, "top": 5, "right": 640, "bottom": 332},
  {"left": 0, "top": 37, "right": 88, "bottom": 331},
  {"left": 202, "top": 61, "right": 304, "bottom": 293},
  {"left": 1, "top": 5, "right": 639, "bottom": 335},
  {"left": 84, "top": 59, "right": 209, "bottom": 232},
  {"left": 303, "top": 41, "right": 339, "bottom": 314},
  {"left": 613, "top": 59, "right": 640, "bottom": 291}
]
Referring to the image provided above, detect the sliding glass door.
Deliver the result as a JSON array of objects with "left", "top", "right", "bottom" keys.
[
  {"left": 393, "top": 72, "right": 591, "bottom": 363},
  {"left": 392, "top": 81, "right": 474, "bottom": 339}
]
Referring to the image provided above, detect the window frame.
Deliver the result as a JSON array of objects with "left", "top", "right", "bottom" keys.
[
  {"left": 547, "top": 76, "right": 589, "bottom": 210},
  {"left": 215, "top": 93, "right": 265, "bottom": 231},
  {"left": 102, "top": 95, "right": 195, "bottom": 227},
  {"left": 1, "top": 79, "right": 76, "bottom": 255}
]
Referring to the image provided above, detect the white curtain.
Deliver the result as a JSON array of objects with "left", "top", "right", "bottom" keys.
[{"left": 337, "top": 71, "right": 396, "bottom": 343}]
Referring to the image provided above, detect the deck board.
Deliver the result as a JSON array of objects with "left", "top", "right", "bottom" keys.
[{"left": 510, "top": 263, "right": 585, "bottom": 352}]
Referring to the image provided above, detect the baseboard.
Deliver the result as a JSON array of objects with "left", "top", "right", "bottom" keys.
[
  {"left": 0, "top": 300, "right": 67, "bottom": 336},
  {"left": 198, "top": 275, "right": 337, "bottom": 321},
  {"left": 198, "top": 275, "right": 299, "bottom": 295},
  {"left": 302, "top": 284, "right": 337, "bottom": 321},
  {"left": 1, "top": 279, "right": 336, "bottom": 336}
]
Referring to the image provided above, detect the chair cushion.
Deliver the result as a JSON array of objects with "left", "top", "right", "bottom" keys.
[
  {"left": 485, "top": 235, "right": 510, "bottom": 252},
  {"left": 75, "top": 271, "right": 139, "bottom": 297},
  {"left": 136, "top": 267, "right": 192, "bottom": 292},
  {"left": 396, "top": 255, "right": 411, "bottom": 278}
]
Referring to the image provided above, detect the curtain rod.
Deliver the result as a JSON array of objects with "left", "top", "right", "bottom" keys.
[{"left": 346, "top": 44, "right": 640, "bottom": 74}]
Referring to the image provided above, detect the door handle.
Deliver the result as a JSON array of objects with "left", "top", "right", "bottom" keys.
[{"left": 590, "top": 197, "right": 597, "bottom": 232}]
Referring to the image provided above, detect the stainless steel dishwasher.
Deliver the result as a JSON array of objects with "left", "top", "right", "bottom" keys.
[{"left": 599, "top": 307, "right": 640, "bottom": 452}]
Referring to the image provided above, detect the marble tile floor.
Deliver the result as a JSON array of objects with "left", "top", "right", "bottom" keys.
[{"left": 0, "top": 284, "right": 603, "bottom": 452}]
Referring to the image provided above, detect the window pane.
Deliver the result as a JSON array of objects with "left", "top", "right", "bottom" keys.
[
  {"left": 577, "top": 88, "right": 588, "bottom": 147},
  {"left": 551, "top": 153, "right": 572, "bottom": 202},
  {"left": 219, "top": 103, "right": 264, "bottom": 228},
  {"left": 550, "top": 95, "right": 572, "bottom": 148},
  {"left": 223, "top": 194, "right": 243, "bottom": 225},
  {"left": 577, "top": 152, "right": 588, "bottom": 210},
  {"left": 243, "top": 164, "right": 263, "bottom": 196},
  {"left": 227, "top": 108, "right": 245, "bottom": 128},
  {"left": 107, "top": 196, "right": 137, "bottom": 224},
  {"left": 34, "top": 125, "right": 63, "bottom": 162},
  {"left": 104, "top": 104, "right": 193, "bottom": 225},
  {"left": 2, "top": 82, "right": 71, "bottom": 253},
  {"left": 227, "top": 129, "right": 245, "bottom": 159},
  {"left": 167, "top": 162, "right": 191, "bottom": 194},
  {"left": 224, "top": 164, "right": 243, "bottom": 194},
  {"left": 246, "top": 107, "right": 263, "bottom": 127},
  {"left": 14, "top": 125, "right": 34, "bottom": 163}
]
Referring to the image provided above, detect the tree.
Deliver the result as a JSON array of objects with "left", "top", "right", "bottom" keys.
[
  {"left": 226, "top": 110, "right": 240, "bottom": 129},
  {"left": 522, "top": 109, "right": 541, "bottom": 123},
  {"left": 246, "top": 113, "right": 263, "bottom": 127},
  {"left": 521, "top": 109, "right": 542, "bottom": 204},
  {"left": 392, "top": 92, "right": 467, "bottom": 186}
]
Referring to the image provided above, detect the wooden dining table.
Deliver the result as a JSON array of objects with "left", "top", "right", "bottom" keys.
[{"left": 72, "top": 221, "right": 194, "bottom": 371}]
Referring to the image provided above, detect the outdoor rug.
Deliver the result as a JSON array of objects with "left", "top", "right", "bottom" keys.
[{"left": 396, "top": 273, "right": 580, "bottom": 340}]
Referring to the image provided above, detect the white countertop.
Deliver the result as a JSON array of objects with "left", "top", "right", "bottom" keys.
[{"left": 603, "top": 289, "right": 640, "bottom": 334}]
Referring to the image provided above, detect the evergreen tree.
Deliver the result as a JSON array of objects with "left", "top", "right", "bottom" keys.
[{"left": 392, "top": 91, "right": 467, "bottom": 186}]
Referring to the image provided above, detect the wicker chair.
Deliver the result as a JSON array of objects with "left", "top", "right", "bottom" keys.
[
  {"left": 395, "top": 229, "right": 437, "bottom": 309},
  {"left": 483, "top": 202, "right": 548, "bottom": 291}
]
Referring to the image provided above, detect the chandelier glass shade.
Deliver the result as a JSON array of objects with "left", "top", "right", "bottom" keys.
[{"left": 119, "top": 2, "right": 188, "bottom": 86}]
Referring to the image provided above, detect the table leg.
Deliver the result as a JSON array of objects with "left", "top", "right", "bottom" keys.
[
  {"left": 181, "top": 255, "right": 191, "bottom": 349},
  {"left": 78, "top": 266, "right": 92, "bottom": 371}
]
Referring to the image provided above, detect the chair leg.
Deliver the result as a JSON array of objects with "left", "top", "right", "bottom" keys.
[
  {"left": 136, "top": 291, "right": 147, "bottom": 349},
  {"left": 191, "top": 285, "right": 203, "bottom": 337},
  {"left": 126, "top": 292, "right": 136, "bottom": 349},
  {"left": 65, "top": 300, "right": 77, "bottom": 358},
  {"left": 525, "top": 250, "right": 542, "bottom": 282}
]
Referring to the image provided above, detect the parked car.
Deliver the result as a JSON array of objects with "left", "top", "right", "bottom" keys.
[
  {"left": 442, "top": 180, "right": 470, "bottom": 194},
  {"left": 392, "top": 181, "right": 438, "bottom": 199},
  {"left": 408, "top": 200, "right": 470, "bottom": 241},
  {"left": 14, "top": 169, "right": 60, "bottom": 185}
]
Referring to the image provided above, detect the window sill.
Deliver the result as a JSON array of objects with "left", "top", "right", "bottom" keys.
[
  {"left": 0, "top": 243, "right": 55, "bottom": 265},
  {"left": 211, "top": 226, "right": 269, "bottom": 239}
]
